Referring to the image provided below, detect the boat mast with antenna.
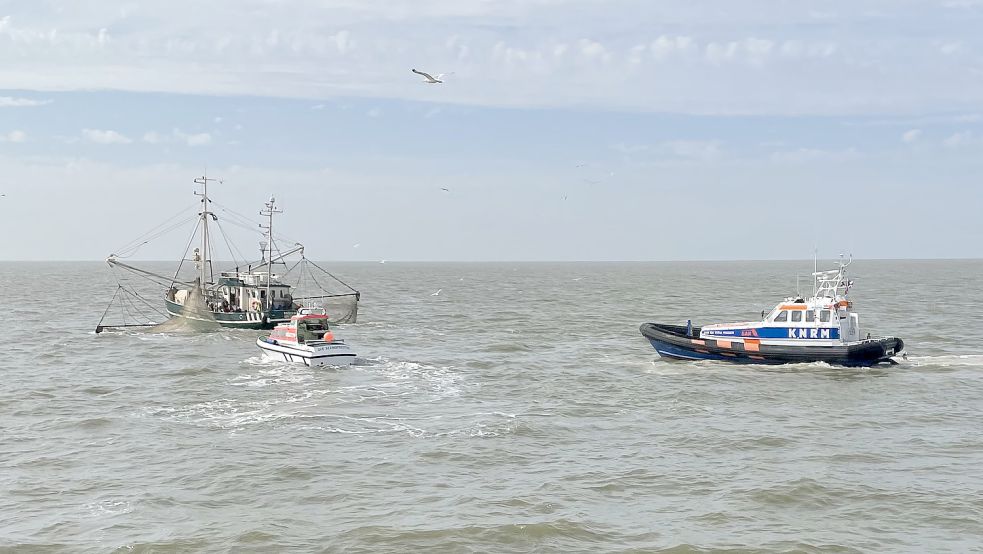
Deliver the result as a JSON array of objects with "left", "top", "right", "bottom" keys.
[
  {"left": 259, "top": 196, "right": 281, "bottom": 311},
  {"left": 193, "top": 174, "right": 221, "bottom": 285}
]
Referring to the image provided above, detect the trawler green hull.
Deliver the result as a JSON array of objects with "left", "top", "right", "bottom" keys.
[{"left": 164, "top": 297, "right": 294, "bottom": 330}]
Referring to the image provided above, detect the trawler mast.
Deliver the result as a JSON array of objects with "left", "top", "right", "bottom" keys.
[
  {"left": 259, "top": 196, "right": 282, "bottom": 311},
  {"left": 193, "top": 174, "right": 220, "bottom": 285}
]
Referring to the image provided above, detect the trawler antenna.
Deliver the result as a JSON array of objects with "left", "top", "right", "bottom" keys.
[
  {"left": 259, "top": 195, "right": 283, "bottom": 311},
  {"left": 193, "top": 173, "right": 222, "bottom": 285}
]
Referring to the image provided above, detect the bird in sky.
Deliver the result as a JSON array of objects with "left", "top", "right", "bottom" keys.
[
  {"left": 412, "top": 69, "right": 447, "bottom": 83},
  {"left": 441, "top": 187, "right": 450, "bottom": 192},
  {"left": 431, "top": 289, "right": 442, "bottom": 296},
  {"left": 352, "top": 243, "right": 360, "bottom": 249}
]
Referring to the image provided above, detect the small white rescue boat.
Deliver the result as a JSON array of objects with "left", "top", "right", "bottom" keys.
[{"left": 256, "top": 307, "right": 356, "bottom": 366}]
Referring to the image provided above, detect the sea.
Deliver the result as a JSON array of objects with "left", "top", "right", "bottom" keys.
[{"left": 2, "top": 260, "right": 982, "bottom": 553}]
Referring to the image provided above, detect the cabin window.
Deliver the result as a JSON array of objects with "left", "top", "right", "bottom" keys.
[
  {"left": 774, "top": 310, "right": 788, "bottom": 322},
  {"left": 820, "top": 310, "right": 831, "bottom": 322},
  {"left": 806, "top": 311, "right": 815, "bottom": 322},
  {"left": 791, "top": 311, "right": 802, "bottom": 322}
]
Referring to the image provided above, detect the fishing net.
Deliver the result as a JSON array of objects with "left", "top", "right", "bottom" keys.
[
  {"left": 287, "top": 258, "right": 360, "bottom": 324},
  {"left": 296, "top": 293, "right": 359, "bottom": 324},
  {"left": 148, "top": 280, "right": 220, "bottom": 333},
  {"left": 95, "top": 279, "right": 219, "bottom": 334}
]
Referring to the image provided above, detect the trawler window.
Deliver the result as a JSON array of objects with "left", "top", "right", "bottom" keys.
[
  {"left": 806, "top": 311, "right": 815, "bottom": 322},
  {"left": 791, "top": 311, "right": 802, "bottom": 322},
  {"left": 774, "top": 311, "right": 788, "bottom": 322},
  {"left": 820, "top": 310, "right": 831, "bottom": 322}
]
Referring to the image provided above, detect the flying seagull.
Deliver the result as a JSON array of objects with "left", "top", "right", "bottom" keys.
[
  {"left": 431, "top": 288, "right": 442, "bottom": 296},
  {"left": 441, "top": 187, "right": 450, "bottom": 192},
  {"left": 412, "top": 69, "right": 446, "bottom": 84}
]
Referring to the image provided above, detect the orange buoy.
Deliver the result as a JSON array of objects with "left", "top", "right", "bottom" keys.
[{"left": 323, "top": 331, "right": 334, "bottom": 342}]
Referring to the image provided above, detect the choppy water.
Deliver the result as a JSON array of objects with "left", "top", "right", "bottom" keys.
[{"left": 2, "top": 260, "right": 982, "bottom": 552}]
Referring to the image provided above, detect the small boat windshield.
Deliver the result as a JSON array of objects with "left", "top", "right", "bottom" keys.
[{"left": 295, "top": 318, "right": 330, "bottom": 343}]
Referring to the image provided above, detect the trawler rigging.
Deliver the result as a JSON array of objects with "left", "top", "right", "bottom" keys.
[{"left": 95, "top": 175, "right": 359, "bottom": 333}]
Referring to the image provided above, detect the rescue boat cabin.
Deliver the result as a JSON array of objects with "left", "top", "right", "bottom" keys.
[
  {"left": 268, "top": 308, "right": 335, "bottom": 344},
  {"left": 700, "top": 262, "right": 862, "bottom": 345}
]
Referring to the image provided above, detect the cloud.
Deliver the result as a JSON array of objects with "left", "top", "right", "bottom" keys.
[
  {"left": 943, "top": 131, "right": 974, "bottom": 147},
  {"left": 661, "top": 140, "right": 722, "bottom": 160},
  {"left": 176, "top": 130, "right": 212, "bottom": 146},
  {"left": 1, "top": 2, "right": 983, "bottom": 115},
  {"left": 902, "top": 129, "right": 922, "bottom": 143},
  {"left": 0, "top": 96, "right": 51, "bottom": 108},
  {"left": 612, "top": 140, "right": 723, "bottom": 163},
  {"left": 1, "top": 130, "right": 28, "bottom": 142},
  {"left": 82, "top": 128, "right": 132, "bottom": 144},
  {"left": 769, "top": 147, "right": 860, "bottom": 164},
  {"left": 143, "top": 129, "right": 213, "bottom": 146},
  {"left": 366, "top": 107, "right": 382, "bottom": 118}
]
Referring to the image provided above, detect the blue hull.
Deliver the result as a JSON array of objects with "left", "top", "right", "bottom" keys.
[
  {"left": 646, "top": 338, "right": 742, "bottom": 362},
  {"left": 641, "top": 323, "right": 903, "bottom": 367}
]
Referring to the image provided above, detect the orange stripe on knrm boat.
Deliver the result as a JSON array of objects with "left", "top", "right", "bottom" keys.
[
  {"left": 716, "top": 340, "right": 732, "bottom": 349},
  {"left": 779, "top": 304, "right": 808, "bottom": 310},
  {"left": 745, "top": 339, "right": 760, "bottom": 352},
  {"left": 690, "top": 339, "right": 705, "bottom": 346}
]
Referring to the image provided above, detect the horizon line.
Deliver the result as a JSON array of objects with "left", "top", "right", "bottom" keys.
[{"left": 2, "top": 257, "right": 981, "bottom": 264}]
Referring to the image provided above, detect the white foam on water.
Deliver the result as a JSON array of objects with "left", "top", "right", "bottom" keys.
[
  {"left": 82, "top": 500, "right": 133, "bottom": 518},
  {"left": 907, "top": 354, "right": 983, "bottom": 367},
  {"left": 142, "top": 355, "right": 468, "bottom": 432}
]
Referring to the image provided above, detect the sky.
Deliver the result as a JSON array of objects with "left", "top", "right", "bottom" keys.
[{"left": 1, "top": 0, "right": 982, "bottom": 261}]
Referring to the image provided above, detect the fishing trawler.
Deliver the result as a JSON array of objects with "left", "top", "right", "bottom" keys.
[
  {"left": 639, "top": 257, "right": 905, "bottom": 366},
  {"left": 95, "top": 175, "right": 359, "bottom": 333},
  {"left": 256, "top": 307, "right": 356, "bottom": 366}
]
